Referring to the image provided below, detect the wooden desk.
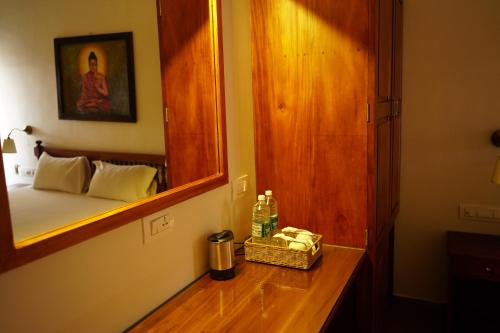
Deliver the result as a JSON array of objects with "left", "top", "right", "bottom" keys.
[
  {"left": 129, "top": 245, "right": 365, "bottom": 333},
  {"left": 447, "top": 231, "right": 500, "bottom": 332}
]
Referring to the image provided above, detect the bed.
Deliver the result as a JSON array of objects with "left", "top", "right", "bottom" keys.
[{"left": 8, "top": 140, "right": 167, "bottom": 242}]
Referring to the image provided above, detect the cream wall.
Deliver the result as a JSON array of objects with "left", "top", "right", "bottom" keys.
[
  {"left": 0, "top": 1, "right": 256, "bottom": 332},
  {"left": 395, "top": 0, "right": 500, "bottom": 302},
  {"left": 0, "top": 0, "right": 165, "bottom": 184}
]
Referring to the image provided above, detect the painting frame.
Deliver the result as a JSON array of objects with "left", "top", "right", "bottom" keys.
[{"left": 54, "top": 32, "right": 137, "bottom": 122}]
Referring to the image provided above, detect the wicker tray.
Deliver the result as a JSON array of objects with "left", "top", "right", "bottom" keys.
[{"left": 244, "top": 233, "right": 323, "bottom": 270}]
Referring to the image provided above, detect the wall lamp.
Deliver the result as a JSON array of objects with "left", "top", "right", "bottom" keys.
[
  {"left": 492, "top": 130, "right": 500, "bottom": 185},
  {"left": 1, "top": 126, "right": 33, "bottom": 154}
]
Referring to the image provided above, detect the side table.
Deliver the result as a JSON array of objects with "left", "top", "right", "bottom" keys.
[{"left": 447, "top": 231, "right": 500, "bottom": 332}]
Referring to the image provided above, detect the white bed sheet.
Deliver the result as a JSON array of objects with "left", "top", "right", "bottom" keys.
[{"left": 8, "top": 186, "right": 126, "bottom": 242}]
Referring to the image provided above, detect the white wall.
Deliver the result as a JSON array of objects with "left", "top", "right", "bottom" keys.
[
  {"left": 395, "top": 0, "right": 500, "bottom": 302},
  {"left": 0, "top": 1, "right": 256, "bottom": 332},
  {"left": 0, "top": 0, "right": 165, "bottom": 184}
]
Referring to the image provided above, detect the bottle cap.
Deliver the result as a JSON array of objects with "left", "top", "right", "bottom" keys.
[
  {"left": 265, "top": 190, "right": 272, "bottom": 196},
  {"left": 258, "top": 194, "right": 266, "bottom": 201}
]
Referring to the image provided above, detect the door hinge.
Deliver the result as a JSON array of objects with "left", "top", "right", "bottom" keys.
[
  {"left": 365, "top": 229, "right": 368, "bottom": 247},
  {"left": 165, "top": 107, "right": 168, "bottom": 122},
  {"left": 366, "top": 103, "right": 371, "bottom": 123}
]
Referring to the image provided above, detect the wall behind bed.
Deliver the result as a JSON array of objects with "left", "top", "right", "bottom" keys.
[
  {"left": 0, "top": 1, "right": 257, "bottom": 332},
  {"left": 0, "top": 0, "right": 165, "bottom": 185}
]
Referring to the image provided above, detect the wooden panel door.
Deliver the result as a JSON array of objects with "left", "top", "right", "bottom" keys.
[
  {"left": 375, "top": 102, "right": 391, "bottom": 238},
  {"left": 375, "top": 0, "right": 395, "bottom": 237},
  {"left": 377, "top": 0, "right": 394, "bottom": 102},
  {"left": 372, "top": 227, "right": 392, "bottom": 333},
  {"left": 390, "top": 0, "right": 403, "bottom": 221},
  {"left": 251, "top": 0, "right": 369, "bottom": 247},
  {"left": 157, "top": 0, "right": 219, "bottom": 188}
]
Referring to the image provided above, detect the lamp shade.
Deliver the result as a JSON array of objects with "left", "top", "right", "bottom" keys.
[
  {"left": 492, "top": 157, "right": 500, "bottom": 185},
  {"left": 2, "top": 137, "right": 17, "bottom": 153},
  {"left": 2, "top": 137, "right": 17, "bottom": 154}
]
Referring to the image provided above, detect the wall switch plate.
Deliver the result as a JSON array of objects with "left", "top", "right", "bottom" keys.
[
  {"left": 19, "top": 166, "right": 35, "bottom": 177},
  {"left": 459, "top": 203, "right": 500, "bottom": 223},
  {"left": 151, "top": 215, "right": 169, "bottom": 235},
  {"left": 232, "top": 174, "right": 249, "bottom": 200},
  {"left": 142, "top": 210, "right": 173, "bottom": 243}
]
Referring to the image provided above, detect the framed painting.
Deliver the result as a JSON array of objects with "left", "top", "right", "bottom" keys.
[{"left": 54, "top": 32, "right": 136, "bottom": 122}]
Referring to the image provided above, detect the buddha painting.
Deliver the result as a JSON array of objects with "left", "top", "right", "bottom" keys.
[
  {"left": 77, "top": 51, "right": 112, "bottom": 112},
  {"left": 54, "top": 33, "right": 136, "bottom": 122}
]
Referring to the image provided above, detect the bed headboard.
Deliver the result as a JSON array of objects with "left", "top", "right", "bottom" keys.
[{"left": 34, "top": 140, "right": 168, "bottom": 192}]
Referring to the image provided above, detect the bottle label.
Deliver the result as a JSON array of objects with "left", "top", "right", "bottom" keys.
[
  {"left": 270, "top": 215, "right": 278, "bottom": 231},
  {"left": 252, "top": 221, "right": 270, "bottom": 237}
]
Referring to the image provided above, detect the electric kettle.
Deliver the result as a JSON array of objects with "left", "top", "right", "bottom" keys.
[{"left": 208, "top": 230, "right": 235, "bottom": 280}]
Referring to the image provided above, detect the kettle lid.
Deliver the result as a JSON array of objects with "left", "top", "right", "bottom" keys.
[{"left": 208, "top": 230, "right": 234, "bottom": 243}]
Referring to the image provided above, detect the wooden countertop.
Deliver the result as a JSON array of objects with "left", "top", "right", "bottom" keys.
[{"left": 129, "top": 245, "right": 365, "bottom": 333}]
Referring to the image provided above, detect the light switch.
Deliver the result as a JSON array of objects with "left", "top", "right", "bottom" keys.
[
  {"left": 477, "top": 209, "right": 495, "bottom": 219},
  {"left": 460, "top": 203, "right": 500, "bottom": 223},
  {"left": 463, "top": 207, "right": 477, "bottom": 218},
  {"left": 142, "top": 210, "right": 173, "bottom": 243},
  {"left": 232, "top": 175, "right": 249, "bottom": 200}
]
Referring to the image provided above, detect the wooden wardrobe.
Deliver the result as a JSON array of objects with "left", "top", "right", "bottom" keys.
[{"left": 251, "top": 0, "right": 403, "bottom": 331}]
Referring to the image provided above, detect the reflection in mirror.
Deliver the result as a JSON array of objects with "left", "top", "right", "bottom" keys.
[{"left": 0, "top": 0, "right": 225, "bottom": 250}]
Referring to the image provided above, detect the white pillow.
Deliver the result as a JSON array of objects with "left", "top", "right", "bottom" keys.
[
  {"left": 87, "top": 161, "right": 157, "bottom": 202},
  {"left": 33, "top": 152, "right": 91, "bottom": 194}
]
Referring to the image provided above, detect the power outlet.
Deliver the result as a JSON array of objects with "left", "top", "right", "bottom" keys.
[
  {"left": 14, "top": 165, "right": 35, "bottom": 177},
  {"left": 151, "top": 215, "right": 174, "bottom": 234},
  {"left": 19, "top": 166, "right": 35, "bottom": 177},
  {"left": 142, "top": 211, "right": 174, "bottom": 243},
  {"left": 459, "top": 203, "right": 500, "bottom": 223}
]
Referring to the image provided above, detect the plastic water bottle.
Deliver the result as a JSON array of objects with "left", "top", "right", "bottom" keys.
[
  {"left": 265, "top": 190, "right": 278, "bottom": 234},
  {"left": 252, "top": 194, "right": 271, "bottom": 244}
]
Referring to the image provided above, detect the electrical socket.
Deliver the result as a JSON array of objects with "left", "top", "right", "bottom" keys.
[
  {"left": 19, "top": 167, "right": 35, "bottom": 177},
  {"left": 142, "top": 210, "right": 174, "bottom": 243},
  {"left": 459, "top": 203, "right": 500, "bottom": 223}
]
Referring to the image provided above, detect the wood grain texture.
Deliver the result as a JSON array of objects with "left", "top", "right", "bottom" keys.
[
  {"left": 373, "top": 229, "right": 391, "bottom": 332},
  {"left": 391, "top": 0, "right": 403, "bottom": 102},
  {"left": 447, "top": 231, "right": 500, "bottom": 331},
  {"left": 251, "top": 0, "right": 369, "bottom": 247},
  {"left": 377, "top": 0, "right": 393, "bottom": 102},
  {"left": 0, "top": 151, "right": 15, "bottom": 269},
  {"left": 129, "top": 245, "right": 365, "bottom": 333},
  {"left": 390, "top": 0, "right": 403, "bottom": 221},
  {"left": 447, "top": 232, "right": 500, "bottom": 261},
  {"left": 158, "top": 0, "right": 220, "bottom": 188},
  {"left": 375, "top": 114, "right": 391, "bottom": 239}
]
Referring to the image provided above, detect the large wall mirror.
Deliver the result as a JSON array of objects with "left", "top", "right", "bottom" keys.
[{"left": 0, "top": 0, "right": 227, "bottom": 273}]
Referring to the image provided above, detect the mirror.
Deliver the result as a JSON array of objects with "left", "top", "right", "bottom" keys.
[{"left": 0, "top": 0, "right": 227, "bottom": 272}]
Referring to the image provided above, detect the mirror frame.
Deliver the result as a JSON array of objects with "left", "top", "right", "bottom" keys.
[{"left": 0, "top": 0, "right": 227, "bottom": 273}]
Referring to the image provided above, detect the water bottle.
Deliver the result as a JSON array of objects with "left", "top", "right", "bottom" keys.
[
  {"left": 252, "top": 194, "right": 271, "bottom": 244},
  {"left": 265, "top": 190, "right": 278, "bottom": 234}
]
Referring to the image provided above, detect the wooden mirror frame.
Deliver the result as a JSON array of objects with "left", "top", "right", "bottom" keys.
[{"left": 0, "top": 0, "right": 227, "bottom": 273}]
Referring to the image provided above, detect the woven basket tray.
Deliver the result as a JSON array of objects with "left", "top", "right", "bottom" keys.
[{"left": 244, "top": 233, "right": 323, "bottom": 270}]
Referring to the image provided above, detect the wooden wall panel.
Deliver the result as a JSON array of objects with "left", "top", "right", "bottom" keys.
[
  {"left": 376, "top": 115, "right": 391, "bottom": 238},
  {"left": 390, "top": 0, "right": 403, "bottom": 220},
  {"left": 158, "top": 0, "right": 219, "bottom": 188},
  {"left": 251, "top": 0, "right": 369, "bottom": 247},
  {"left": 377, "top": 0, "right": 393, "bottom": 102}
]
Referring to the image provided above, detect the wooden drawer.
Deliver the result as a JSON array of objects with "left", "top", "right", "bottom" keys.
[{"left": 451, "top": 256, "right": 500, "bottom": 282}]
